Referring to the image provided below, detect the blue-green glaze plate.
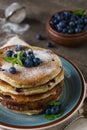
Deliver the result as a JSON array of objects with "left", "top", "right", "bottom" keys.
[{"left": 0, "top": 55, "right": 86, "bottom": 130}]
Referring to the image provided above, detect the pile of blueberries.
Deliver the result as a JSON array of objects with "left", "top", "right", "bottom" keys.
[
  {"left": 6, "top": 45, "right": 41, "bottom": 74},
  {"left": 50, "top": 11, "right": 87, "bottom": 34},
  {"left": 45, "top": 104, "right": 60, "bottom": 115}
]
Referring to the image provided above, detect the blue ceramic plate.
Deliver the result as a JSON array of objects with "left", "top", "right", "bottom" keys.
[{"left": 0, "top": 55, "right": 86, "bottom": 130}]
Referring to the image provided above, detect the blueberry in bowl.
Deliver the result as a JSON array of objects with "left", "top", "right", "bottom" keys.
[{"left": 46, "top": 9, "right": 87, "bottom": 47}]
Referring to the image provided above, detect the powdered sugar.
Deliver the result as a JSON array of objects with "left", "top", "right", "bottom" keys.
[
  {"left": 1, "top": 49, "right": 60, "bottom": 85},
  {"left": 33, "top": 50, "right": 53, "bottom": 62}
]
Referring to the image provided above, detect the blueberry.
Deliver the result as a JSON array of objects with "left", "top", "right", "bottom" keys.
[
  {"left": 84, "top": 18, "right": 87, "bottom": 24},
  {"left": 21, "top": 57, "right": 26, "bottom": 64},
  {"left": 50, "top": 20, "right": 54, "bottom": 26},
  {"left": 84, "top": 25, "right": 87, "bottom": 31},
  {"left": 22, "top": 51, "right": 27, "bottom": 57},
  {"left": 70, "top": 16, "right": 77, "bottom": 22},
  {"left": 6, "top": 50, "right": 13, "bottom": 57},
  {"left": 77, "top": 24, "right": 84, "bottom": 29},
  {"left": 75, "top": 28, "right": 82, "bottom": 33},
  {"left": 36, "top": 34, "right": 43, "bottom": 40},
  {"left": 72, "top": 14, "right": 79, "bottom": 20},
  {"left": 74, "top": 20, "right": 78, "bottom": 25},
  {"left": 50, "top": 106, "right": 59, "bottom": 114},
  {"left": 33, "top": 58, "right": 41, "bottom": 66},
  {"left": 12, "top": 53, "right": 17, "bottom": 58},
  {"left": 69, "top": 21, "right": 75, "bottom": 27},
  {"left": 66, "top": 26, "right": 70, "bottom": 30},
  {"left": 27, "top": 50, "right": 33, "bottom": 55},
  {"left": 15, "top": 45, "right": 22, "bottom": 51},
  {"left": 9, "top": 67, "right": 16, "bottom": 74},
  {"left": 56, "top": 24, "right": 63, "bottom": 32},
  {"left": 24, "top": 58, "right": 33, "bottom": 67},
  {"left": 28, "top": 55, "right": 35, "bottom": 61},
  {"left": 81, "top": 16, "right": 85, "bottom": 20},
  {"left": 63, "top": 11, "right": 71, "bottom": 17},
  {"left": 27, "top": 50, "right": 35, "bottom": 60},
  {"left": 50, "top": 18, "right": 58, "bottom": 25},
  {"left": 77, "top": 18, "right": 84, "bottom": 24},
  {"left": 45, "top": 108, "right": 51, "bottom": 115},
  {"left": 60, "top": 13, "right": 65, "bottom": 20},
  {"left": 54, "top": 13, "right": 60, "bottom": 18},
  {"left": 55, "top": 14, "right": 61, "bottom": 21},
  {"left": 51, "top": 11, "right": 87, "bottom": 34},
  {"left": 68, "top": 28, "right": 74, "bottom": 34},
  {"left": 62, "top": 28, "right": 68, "bottom": 34},
  {"left": 46, "top": 42, "right": 54, "bottom": 47},
  {"left": 58, "top": 20, "right": 66, "bottom": 28}
]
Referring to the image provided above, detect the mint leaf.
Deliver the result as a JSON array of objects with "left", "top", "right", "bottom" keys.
[
  {"left": 3, "top": 57, "right": 16, "bottom": 63},
  {"left": 3, "top": 51, "right": 24, "bottom": 67},
  {"left": 72, "top": 9, "right": 86, "bottom": 15},
  {"left": 12, "top": 58, "right": 17, "bottom": 66},
  {"left": 17, "top": 58, "right": 23, "bottom": 66},
  {"left": 17, "top": 51, "right": 23, "bottom": 59},
  {"left": 48, "top": 101, "right": 61, "bottom": 106},
  {"left": 44, "top": 101, "right": 63, "bottom": 120},
  {"left": 44, "top": 114, "right": 55, "bottom": 120},
  {"left": 44, "top": 109, "right": 63, "bottom": 120},
  {"left": 16, "top": 51, "right": 23, "bottom": 66}
]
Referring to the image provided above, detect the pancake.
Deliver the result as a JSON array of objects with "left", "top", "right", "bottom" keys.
[
  {"left": 0, "top": 37, "right": 64, "bottom": 115},
  {"left": 0, "top": 82, "right": 63, "bottom": 114},
  {"left": 0, "top": 68, "right": 64, "bottom": 95},
  {"left": 0, "top": 80, "right": 64, "bottom": 102},
  {"left": 0, "top": 45, "right": 62, "bottom": 88}
]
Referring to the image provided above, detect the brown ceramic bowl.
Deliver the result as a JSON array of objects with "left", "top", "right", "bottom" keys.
[{"left": 46, "top": 11, "right": 87, "bottom": 47}]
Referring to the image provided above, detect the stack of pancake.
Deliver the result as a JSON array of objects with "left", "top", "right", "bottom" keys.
[{"left": 0, "top": 41, "right": 64, "bottom": 115}]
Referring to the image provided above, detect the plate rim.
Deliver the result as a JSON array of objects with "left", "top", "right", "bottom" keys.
[{"left": 0, "top": 54, "right": 86, "bottom": 130}]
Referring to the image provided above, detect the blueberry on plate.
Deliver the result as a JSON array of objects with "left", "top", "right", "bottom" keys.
[
  {"left": 9, "top": 67, "right": 16, "bottom": 74},
  {"left": 45, "top": 108, "right": 51, "bottom": 115},
  {"left": 50, "top": 105, "right": 59, "bottom": 114},
  {"left": 36, "top": 34, "right": 43, "bottom": 40},
  {"left": 24, "top": 58, "right": 33, "bottom": 67},
  {"left": 15, "top": 45, "right": 22, "bottom": 51},
  {"left": 6, "top": 50, "right": 13, "bottom": 57},
  {"left": 33, "top": 57, "right": 41, "bottom": 66}
]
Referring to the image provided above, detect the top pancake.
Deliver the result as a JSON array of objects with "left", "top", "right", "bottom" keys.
[{"left": 0, "top": 45, "right": 62, "bottom": 88}]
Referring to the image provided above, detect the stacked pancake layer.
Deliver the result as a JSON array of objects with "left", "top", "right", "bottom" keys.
[{"left": 0, "top": 44, "right": 64, "bottom": 115}]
